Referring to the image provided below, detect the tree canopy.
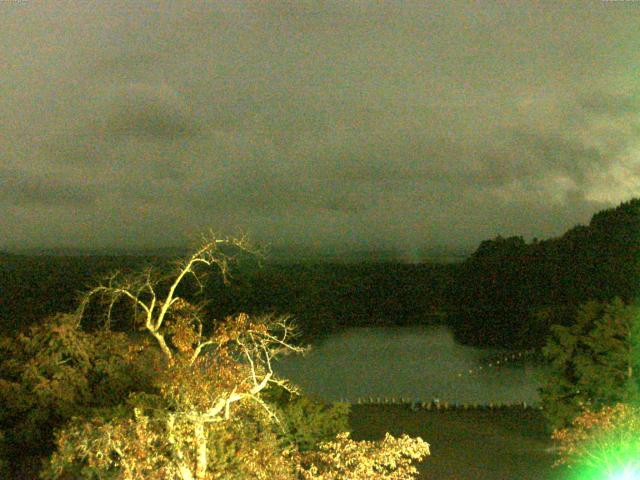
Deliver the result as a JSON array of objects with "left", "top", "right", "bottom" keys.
[
  {"left": 1, "top": 234, "right": 431, "bottom": 479},
  {"left": 541, "top": 298, "right": 640, "bottom": 430}
]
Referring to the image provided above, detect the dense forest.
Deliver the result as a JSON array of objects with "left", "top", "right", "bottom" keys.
[
  {"left": 450, "top": 197, "right": 640, "bottom": 347},
  {"left": 2, "top": 198, "right": 638, "bottom": 350}
]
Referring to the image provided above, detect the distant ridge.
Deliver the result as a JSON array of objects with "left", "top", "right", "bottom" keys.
[
  {"left": 1, "top": 244, "right": 471, "bottom": 263},
  {"left": 259, "top": 245, "right": 471, "bottom": 264},
  {"left": 2, "top": 246, "right": 191, "bottom": 257}
]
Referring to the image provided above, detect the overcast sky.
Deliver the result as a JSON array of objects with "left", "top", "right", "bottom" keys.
[{"left": 2, "top": 1, "right": 640, "bottom": 252}]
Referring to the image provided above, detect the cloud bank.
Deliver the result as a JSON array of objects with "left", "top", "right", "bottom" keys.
[{"left": 1, "top": 1, "right": 639, "bottom": 251}]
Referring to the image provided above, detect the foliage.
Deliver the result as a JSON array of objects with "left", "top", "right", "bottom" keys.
[
  {"left": 36, "top": 236, "right": 431, "bottom": 480},
  {"left": 296, "top": 432, "right": 430, "bottom": 480},
  {"left": 43, "top": 308, "right": 303, "bottom": 479},
  {"left": 0, "top": 312, "right": 156, "bottom": 470},
  {"left": 452, "top": 197, "right": 640, "bottom": 348},
  {"left": 198, "top": 387, "right": 351, "bottom": 477},
  {"left": 0, "top": 430, "right": 8, "bottom": 478},
  {"left": 552, "top": 403, "right": 640, "bottom": 478},
  {"left": 278, "top": 395, "right": 351, "bottom": 452},
  {"left": 540, "top": 298, "right": 640, "bottom": 430},
  {"left": 43, "top": 391, "right": 298, "bottom": 480},
  {"left": 204, "top": 403, "right": 298, "bottom": 480},
  {"left": 46, "top": 401, "right": 429, "bottom": 480}
]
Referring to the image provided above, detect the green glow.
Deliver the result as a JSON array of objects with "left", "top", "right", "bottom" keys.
[
  {"left": 562, "top": 435, "right": 640, "bottom": 480},
  {"left": 566, "top": 457, "right": 640, "bottom": 480},
  {"left": 608, "top": 466, "right": 640, "bottom": 480},
  {"left": 564, "top": 466, "right": 639, "bottom": 480}
]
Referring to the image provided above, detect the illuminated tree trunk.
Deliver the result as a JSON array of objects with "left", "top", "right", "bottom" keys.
[
  {"left": 178, "top": 464, "right": 195, "bottom": 480},
  {"left": 194, "top": 420, "right": 208, "bottom": 480},
  {"left": 166, "top": 414, "right": 196, "bottom": 480}
]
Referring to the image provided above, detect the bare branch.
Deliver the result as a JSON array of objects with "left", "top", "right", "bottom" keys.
[{"left": 189, "top": 339, "right": 215, "bottom": 366}]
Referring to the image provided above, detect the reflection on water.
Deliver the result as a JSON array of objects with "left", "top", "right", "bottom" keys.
[{"left": 274, "top": 325, "right": 542, "bottom": 405}]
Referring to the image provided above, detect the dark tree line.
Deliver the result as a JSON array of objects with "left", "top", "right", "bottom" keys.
[
  {"left": 450, "top": 198, "right": 640, "bottom": 348},
  {"left": 0, "top": 255, "right": 174, "bottom": 334},
  {"left": 198, "top": 262, "right": 454, "bottom": 343},
  {"left": 1, "top": 198, "right": 638, "bottom": 350},
  {"left": 198, "top": 198, "right": 639, "bottom": 348}
]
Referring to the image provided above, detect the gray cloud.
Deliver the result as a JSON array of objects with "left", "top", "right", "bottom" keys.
[
  {"left": 0, "top": 168, "right": 98, "bottom": 207},
  {"left": 505, "top": 131, "right": 608, "bottom": 185},
  {"left": 578, "top": 92, "right": 640, "bottom": 116},
  {"left": 103, "top": 83, "right": 198, "bottom": 140},
  {"left": 1, "top": 0, "right": 639, "bottom": 251}
]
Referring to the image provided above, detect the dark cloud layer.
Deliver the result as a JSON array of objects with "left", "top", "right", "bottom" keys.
[
  {"left": 579, "top": 92, "right": 640, "bottom": 116},
  {"left": 1, "top": 1, "right": 639, "bottom": 252},
  {"left": 0, "top": 168, "right": 98, "bottom": 207},
  {"left": 104, "top": 83, "right": 199, "bottom": 140}
]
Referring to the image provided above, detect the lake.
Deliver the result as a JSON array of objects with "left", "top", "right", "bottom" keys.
[{"left": 274, "top": 325, "right": 543, "bottom": 406}]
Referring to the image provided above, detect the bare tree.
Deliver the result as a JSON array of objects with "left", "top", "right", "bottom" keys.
[
  {"left": 46, "top": 233, "right": 430, "bottom": 480},
  {"left": 69, "top": 233, "right": 304, "bottom": 480},
  {"left": 77, "top": 233, "right": 258, "bottom": 357}
]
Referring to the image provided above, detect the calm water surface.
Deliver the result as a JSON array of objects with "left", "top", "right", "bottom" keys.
[{"left": 274, "top": 325, "right": 543, "bottom": 405}]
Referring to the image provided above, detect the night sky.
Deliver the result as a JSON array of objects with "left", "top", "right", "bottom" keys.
[{"left": 2, "top": 1, "right": 640, "bottom": 252}]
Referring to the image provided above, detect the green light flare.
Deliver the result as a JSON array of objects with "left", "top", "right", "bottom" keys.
[
  {"left": 566, "top": 456, "right": 640, "bottom": 480},
  {"left": 608, "top": 466, "right": 640, "bottom": 480}
]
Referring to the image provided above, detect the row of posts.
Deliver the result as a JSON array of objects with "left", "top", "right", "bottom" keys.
[{"left": 335, "top": 397, "right": 541, "bottom": 411}]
